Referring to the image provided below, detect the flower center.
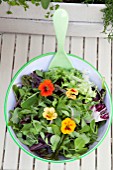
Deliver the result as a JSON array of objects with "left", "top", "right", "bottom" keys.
[
  {"left": 65, "top": 125, "right": 71, "bottom": 130},
  {"left": 44, "top": 86, "right": 49, "bottom": 91}
]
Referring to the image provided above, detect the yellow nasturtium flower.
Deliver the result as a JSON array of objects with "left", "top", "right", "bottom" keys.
[
  {"left": 43, "top": 107, "right": 57, "bottom": 120},
  {"left": 66, "top": 88, "right": 78, "bottom": 100},
  {"left": 61, "top": 118, "right": 76, "bottom": 134}
]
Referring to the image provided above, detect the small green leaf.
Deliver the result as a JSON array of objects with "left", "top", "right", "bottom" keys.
[
  {"left": 13, "top": 85, "right": 20, "bottom": 100},
  {"left": 55, "top": 4, "right": 60, "bottom": 10},
  {"left": 62, "top": 110, "right": 70, "bottom": 116},
  {"left": 35, "top": 70, "right": 43, "bottom": 77},
  {"left": 47, "top": 126, "right": 53, "bottom": 133},
  {"left": 19, "top": 89, "right": 25, "bottom": 97},
  {"left": 41, "top": 0, "right": 50, "bottom": 9},
  {"left": 51, "top": 124, "right": 61, "bottom": 135},
  {"left": 79, "top": 125, "right": 90, "bottom": 133},
  {"left": 81, "top": 118, "right": 87, "bottom": 128},
  {"left": 19, "top": 109, "right": 31, "bottom": 115},
  {"left": 10, "top": 108, "right": 21, "bottom": 124},
  {"left": 74, "top": 137, "right": 85, "bottom": 150},
  {"left": 21, "top": 92, "right": 39, "bottom": 109},
  {"left": 80, "top": 133, "right": 90, "bottom": 144},
  {"left": 90, "top": 119, "right": 98, "bottom": 134},
  {"left": 74, "top": 116, "right": 80, "bottom": 124},
  {"left": 7, "top": 10, "right": 13, "bottom": 14},
  {"left": 76, "top": 147, "right": 88, "bottom": 154},
  {"left": 54, "top": 117, "right": 62, "bottom": 126},
  {"left": 50, "top": 6, "right": 54, "bottom": 10},
  {"left": 40, "top": 132, "right": 45, "bottom": 140},
  {"left": 50, "top": 135, "right": 60, "bottom": 152}
]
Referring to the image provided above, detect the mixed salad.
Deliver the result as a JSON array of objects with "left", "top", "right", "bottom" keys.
[{"left": 8, "top": 67, "right": 109, "bottom": 160}]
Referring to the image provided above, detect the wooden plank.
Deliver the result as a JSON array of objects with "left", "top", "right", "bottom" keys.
[
  {"left": 97, "top": 38, "right": 111, "bottom": 170},
  {"left": 0, "top": 18, "right": 107, "bottom": 38},
  {"left": 19, "top": 35, "right": 43, "bottom": 170},
  {"left": 43, "top": 35, "right": 56, "bottom": 53},
  {"left": 3, "top": 34, "right": 30, "bottom": 170},
  {"left": 66, "top": 36, "right": 84, "bottom": 170},
  {"left": 13, "top": 34, "right": 34, "bottom": 170},
  {"left": 35, "top": 161, "right": 49, "bottom": 170},
  {"left": 35, "top": 35, "right": 56, "bottom": 170},
  {"left": 66, "top": 161, "right": 80, "bottom": 170},
  {"left": 71, "top": 37, "right": 83, "bottom": 58},
  {"left": 50, "top": 163, "right": 64, "bottom": 170},
  {"left": 81, "top": 37, "right": 97, "bottom": 170},
  {"left": 29, "top": 35, "right": 43, "bottom": 60},
  {"left": 0, "top": 2, "right": 104, "bottom": 23},
  {"left": 0, "top": 34, "right": 15, "bottom": 169}
]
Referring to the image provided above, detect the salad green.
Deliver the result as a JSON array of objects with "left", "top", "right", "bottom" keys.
[{"left": 8, "top": 67, "right": 109, "bottom": 160}]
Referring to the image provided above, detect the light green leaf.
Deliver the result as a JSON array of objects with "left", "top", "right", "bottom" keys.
[
  {"left": 74, "top": 137, "right": 85, "bottom": 150},
  {"left": 51, "top": 124, "right": 61, "bottom": 135},
  {"left": 21, "top": 92, "right": 38, "bottom": 109},
  {"left": 81, "top": 119, "right": 87, "bottom": 128},
  {"left": 79, "top": 125, "right": 90, "bottom": 133},
  {"left": 40, "top": 132, "right": 45, "bottom": 140},
  {"left": 35, "top": 70, "right": 43, "bottom": 77},
  {"left": 80, "top": 133, "right": 90, "bottom": 144},
  {"left": 90, "top": 119, "right": 98, "bottom": 134},
  {"left": 10, "top": 108, "right": 21, "bottom": 124},
  {"left": 50, "top": 135, "right": 60, "bottom": 152},
  {"left": 62, "top": 110, "right": 70, "bottom": 116},
  {"left": 13, "top": 85, "right": 20, "bottom": 100}
]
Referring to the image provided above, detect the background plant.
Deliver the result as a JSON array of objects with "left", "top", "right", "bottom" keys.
[{"left": 0, "top": 0, "right": 112, "bottom": 40}]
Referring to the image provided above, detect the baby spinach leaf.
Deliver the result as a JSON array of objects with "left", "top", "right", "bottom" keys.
[
  {"left": 74, "top": 137, "right": 85, "bottom": 150},
  {"left": 80, "top": 133, "right": 90, "bottom": 144},
  {"left": 76, "top": 147, "right": 88, "bottom": 154},
  {"left": 50, "top": 135, "right": 60, "bottom": 152},
  {"left": 62, "top": 110, "right": 70, "bottom": 117},
  {"left": 51, "top": 124, "right": 61, "bottom": 135},
  {"left": 54, "top": 117, "right": 62, "bottom": 126},
  {"left": 79, "top": 125, "right": 90, "bottom": 133}
]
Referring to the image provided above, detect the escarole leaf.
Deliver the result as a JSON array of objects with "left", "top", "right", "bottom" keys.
[
  {"left": 41, "top": 0, "right": 50, "bottom": 9},
  {"left": 21, "top": 92, "right": 39, "bottom": 109}
]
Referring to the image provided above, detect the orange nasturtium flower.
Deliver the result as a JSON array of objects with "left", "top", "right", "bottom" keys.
[
  {"left": 38, "top": 79, "right": 54, "bottom": 97},
  {"left": 61, "top": 118, "right": 76, "bottom": 134},
  {"left": 43, "top": 107, "right": 58, "bottom": 120},
  {"left": 66, "top": 88, "right": 78, "bottom": 100}
]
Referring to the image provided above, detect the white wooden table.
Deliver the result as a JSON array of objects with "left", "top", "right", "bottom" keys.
[{"left": 0, "top": 6, "right": 112, "bottom": 169}]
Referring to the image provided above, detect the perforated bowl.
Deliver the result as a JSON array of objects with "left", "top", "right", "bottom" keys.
[{"left": 4, "top": 52, "right": 113, "bottom": 163}]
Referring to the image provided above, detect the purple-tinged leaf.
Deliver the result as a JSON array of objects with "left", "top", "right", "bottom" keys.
[{"left": 100, "top": 113, "right": 109, "bottom": 119}]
